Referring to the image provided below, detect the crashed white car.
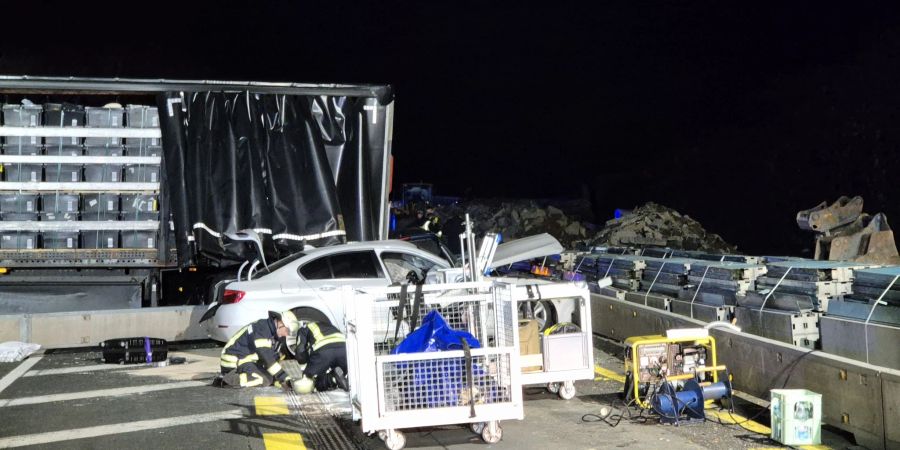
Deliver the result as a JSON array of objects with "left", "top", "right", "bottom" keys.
[{"left": 204, "top": 234, "right": 569, "bottom": 342}]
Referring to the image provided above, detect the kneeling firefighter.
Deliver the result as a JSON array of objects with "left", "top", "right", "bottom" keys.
[
  {"left": 217, "top": 311, "right": 300, "bottom": 389},
  {"left": 293, "top": 321, "right": 349, "bottom": 393}
]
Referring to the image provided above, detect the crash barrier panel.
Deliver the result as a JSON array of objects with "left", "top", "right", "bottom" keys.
[
  {"left": 0, "top": 305, "right": 208, "bottom": 348},
  {"left": 590, "top": 293, "right": 899, "bottom": 450}
]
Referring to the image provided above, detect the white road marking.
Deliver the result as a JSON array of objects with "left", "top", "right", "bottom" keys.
[
  {"left": 0, "top": 380, "right": 207, "bottom": 407},
  {"left": 24, "top": 363, "right": 137, "bottom": 377},
  {"left": 0, "top": 409, "right": 244, "bottom": 448},
  {"left": 0, "top": 355, "right": 43, "bottom": 396}
]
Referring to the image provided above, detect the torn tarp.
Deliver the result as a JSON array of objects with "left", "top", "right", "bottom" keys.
[{"left": 158, "top": 91, "right": 392, "bottom": 267}]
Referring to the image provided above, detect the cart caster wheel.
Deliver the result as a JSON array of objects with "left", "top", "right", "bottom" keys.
[
  {"left": 481, "top": 421, "right": 502, "bottom": 444},
  {"left": 558, "top": 381, "right": 576, "bottom": 400},
  {"left": 470, "top": 422, "right": 486, "bottom": 434},
  {"left": 379, "top": 429, "right": 406, "bottom": 450},
  {"left": 547, "top": 382, "right": 560, "bottom": 394}
]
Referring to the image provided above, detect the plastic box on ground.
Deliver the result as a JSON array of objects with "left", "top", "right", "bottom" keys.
[
  {"left": 124, "top": 165, "right": 160, "bottom": 183},
  {"left": 43, "top": 103, "right": 85, "bottom": 146},
  {"left": 0, "top": 194, "right": 39, "bottom": 214},
  {"left": 121, "top": 230, "right": 157, "bottom": 249},
  {"left": 85, "top": 106, "right": 124, "bottom": 146},
  {"left": 770, "top": 389, "right": 822, "bottom": 446},
  {"left": 0, "top": 232, "right": 38, "bottom": 249},
  {"left": 82, "top": 230, "right": 119, "bottom": 249},
  {"left": 42, "top": 231, "right": 79, "bottom": 249},
  {"left": 40, "top": 193, "right": 79, "bottom": 213}
]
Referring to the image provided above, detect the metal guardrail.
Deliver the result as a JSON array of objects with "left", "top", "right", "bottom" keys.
[{"left": 590, "top": 293, "right": 900, "bottom": 450}]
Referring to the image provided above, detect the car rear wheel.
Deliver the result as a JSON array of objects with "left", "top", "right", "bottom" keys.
[{"left": 290, "top": 307, "right": 332, "bottom": 325}]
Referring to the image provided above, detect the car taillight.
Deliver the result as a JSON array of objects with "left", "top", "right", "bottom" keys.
[{"left": 222, "top": 289, "right": 245, "bottom": 304}]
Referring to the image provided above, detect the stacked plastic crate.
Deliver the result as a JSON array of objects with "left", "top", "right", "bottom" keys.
[
  {"left": 0, "top": 103, "right": 43, "bottom": 249},
  {"left": 121, "top": 105, "right": 160, "bottom": 249},
  {"left": 0, "top": 102, "right": 161, "bottom": 252}
]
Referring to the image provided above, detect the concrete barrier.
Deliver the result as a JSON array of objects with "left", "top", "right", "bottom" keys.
[
  {"left": 0, "top": 306, "right": 209, "bottom": 348},
  {"left": 591, "top": 293, "right": 900, "bottom": 450}
]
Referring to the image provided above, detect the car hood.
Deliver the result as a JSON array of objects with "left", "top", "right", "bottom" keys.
[{"left": 489, "top": 233, "right": 564, "bottom": 268}]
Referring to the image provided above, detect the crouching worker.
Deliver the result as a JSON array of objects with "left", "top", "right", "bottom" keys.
[
  {"left": 217, "top": 311, "right": 299, "bottom": 390},
  {"left": 293, "top": 321, "right": 349, "bottom": 393}
]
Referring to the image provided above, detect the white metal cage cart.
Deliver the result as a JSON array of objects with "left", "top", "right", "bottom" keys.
[
  {"left": 510, "top": 281, "right": 594, "bottom": 400},
  {"left": 344, "top": 281, "right": 524, "bottom": 450}
]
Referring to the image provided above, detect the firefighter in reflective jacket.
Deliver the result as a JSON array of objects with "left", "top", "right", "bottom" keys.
[
  {"left": 218, "top": 311, "right": 299, "bottom": 389},
  {"left": 293, "top": 321, "right": 348, "bottom": 393}
]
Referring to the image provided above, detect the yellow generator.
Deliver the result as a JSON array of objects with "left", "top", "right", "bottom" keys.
[{"left": 623, "top": 332, "right": 732, "bottom": 423}]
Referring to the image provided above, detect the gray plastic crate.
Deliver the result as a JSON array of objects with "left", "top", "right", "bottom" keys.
[
  {"left": 84, "top": 164, "right": 123, "bottom": 182},
  {"left": 126, "top": 105, "right": 159, "bottom": 128},
  {"left": 0, "top": 232, "right": 38, "bottom": 249},
  {"left": 84, "top": 146, "right": 123, "bottom": 157},
  {"left": 2, "top": 144, "right": 41, "bottom": 155},
  {"left": 4, "top": 164, "right": 42, "bottom": 182},
  {"left": 40, "top": 193, "right": 80, "bottom": 213},
  {"left": 0, "top": 212, "right": 38, "bottom": 221},
  {"left": 0, "top": 194, "right": 39, "bottom": 213},
  {"left": 125, "top": 105, "right": 160, "bottom": 146},
  {"left": 44, "top": 144, "right": 82, "bottom": 156},
  {"left": 124, "top": 165, "right": 160, "bottom": 183},
  {"left": 124, "top": 144, "right": 162, "bottom": 157},
  {"left": 42, "top": 231, "right": 79, "bottom": 249},
  {"left": 121, "top": 230, "right": 157, "bottom": 249},
  {"left": 44, "top": 103, "right": 85, "bottom": 145},
  {"left": 83, "top": 193, "right": 119, "bottom": 214},
  {"left": 85, "top": 107, "right": 124, "bottom": 146},
  {"left": 120, "top": 211, "right": 159, "bottom": 221},
  {"left": 5, "top": 135, "right": 41, "bottom": 146},
  {"left": 82, "top": 230, "right": 119, "bottom": 249},
  {"left": 40, "top": 212, "right": 78, "bottom": 221},
  {"left": 121, "top": 194, "right": 157, "bottom": 214},
  {"left": 45, "top": 164, "right": 82, "bottom": 182},
  {"left": 2, "top": 104, "right": 42, "bottom": 126}
]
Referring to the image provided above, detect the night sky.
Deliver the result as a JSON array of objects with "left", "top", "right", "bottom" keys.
[{"left": 2, "top": 2, "right": 900, "bottom": 255}]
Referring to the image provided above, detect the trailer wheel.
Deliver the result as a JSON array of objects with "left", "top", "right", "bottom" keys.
[
  {"left": 558, "top": 381, "right": 577, "bottom": 400},
  {"left": 379, "top": 429, "right": 406, "bottom": 450},
  {"left": 469, "top": 422, "right": 485, "bottom": 434},
  {"left": 547, "top": 382, "right": 560, "bottom": 394},
  {"left": 481, "top": 421, "right": 502, "bottom": 444}
]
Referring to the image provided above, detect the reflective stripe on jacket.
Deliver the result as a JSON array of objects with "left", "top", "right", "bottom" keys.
[{"left": 220, "top": 318, "right": 290, "bottom": 383}]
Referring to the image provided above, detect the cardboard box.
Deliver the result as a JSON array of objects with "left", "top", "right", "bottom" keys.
[{"left": 519, "top": 319, "right": 542, "bottom": 372}]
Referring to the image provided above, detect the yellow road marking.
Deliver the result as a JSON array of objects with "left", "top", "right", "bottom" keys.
[
  {"left": 263, "top": 433, "right": 307, "bottom": 450},
  {"left": 594, "top": 365, "right": 626, "bottom": 383},
  {"left": 706, "top": 409, "right": 771, "bottom": 435},
  {"left": 254, "top": 396, "right": 289, "bottom": 416}
]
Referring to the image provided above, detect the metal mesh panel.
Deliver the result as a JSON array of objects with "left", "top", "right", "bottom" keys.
[
  {"left": 380, "top": 353, "right": 512, "bottom": 412},
  {"left": 372, "top": 289, "right": 495, "bottom": 355}
]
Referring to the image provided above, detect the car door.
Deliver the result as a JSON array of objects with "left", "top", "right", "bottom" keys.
[{"left": 298, "top": 250, "right": 389, "bottom": 325}]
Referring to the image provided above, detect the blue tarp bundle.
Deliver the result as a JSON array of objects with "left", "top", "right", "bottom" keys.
[{"left": 391, "top": 310, "right": 493, "bottom": 408}]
